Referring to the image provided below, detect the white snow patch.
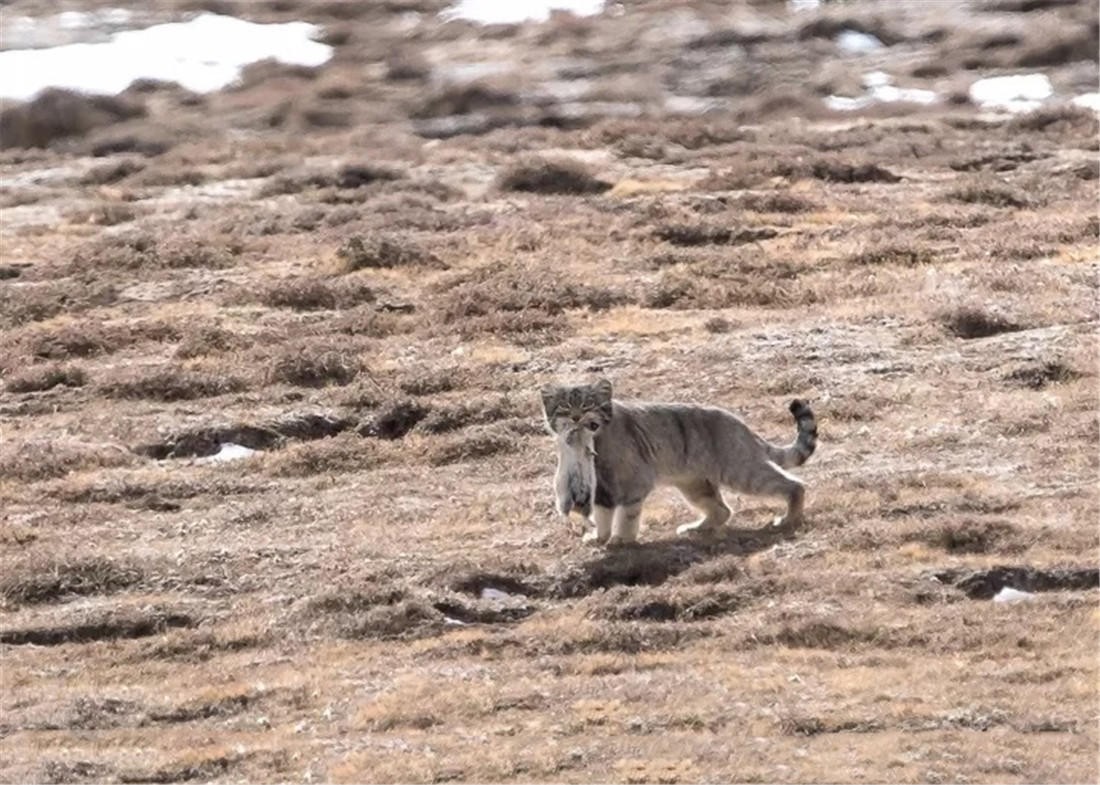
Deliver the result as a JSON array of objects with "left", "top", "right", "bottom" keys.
[
  {"left": 665, "top": 95, "right": 717, "bottom": 115},
  {"left": 200, "top": 443, "right": 258, "bottom": 463},
  {"left": 788, "top": 0, "right": 821, "bottom": 10},
  {"left": 825, "top": 71, "right": 938, "bottom": 112},
  {"left": 824, "top": 94, "right": 873, "bottom": 111},
  {"left": 0, "top": 13, "right": 333, "bottom": 101},
  {"left": 1072, "top": 92, "right": 1100, "bottom": 112},
  {"left": 480, "top": 587, "right": 513, "bottom": 601},
  {"left": 993, "top": 586, "right": 1035, "bottom": 603},
  {"left": 837, "top": 30, "right": 884, "bottom": 54},
  {"left": 441, "top": 0, "right": 604, "bottom": 25},
  {"left": 968, "top": 73, "right": 1052, "bottom": 113}
]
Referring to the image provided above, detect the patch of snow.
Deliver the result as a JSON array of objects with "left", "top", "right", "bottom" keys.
[
  {"left": 664, "top": 95, "right": 717, "bottom": 115},
  {"left": 443, "top": 616, "right": 468, "bottom": 625},
  {"left": 871, "top": 83, "right": 937, "bottom": 105},
  {"left": 788, "top": 0, "right": 821, "bottom": 10},
  {"left": 441, "top": 0, "right": 604, "bottom": 25},
  {"left": 824, "top": 94, "right": 874, "bottom": 111},
  {"left": 200, "top": 443, "right": 258, "bottom": 463},
  {"left": 837, "top": 30, "right": 884, "bottom": 54},
  {"left": 825, "top": 71, "right": 938, "bottom": 112},
  {"left": 863, "top": 71, "right": 891, "bottom": 88},
  {"left": 0, "top": 13, "right": 333, "bottom": 101},
  {"left": 993, "top": 586, "right": 1035, "bottom": 603},
  {"left": 480, "top": 587, "right": 513, "bottom": 601},
  {"left": 968, "top": 73, "right": 1052, "bottom": 113},
  {"left": 1072, "top": 92, "right": 1100, "bottom": 112}
]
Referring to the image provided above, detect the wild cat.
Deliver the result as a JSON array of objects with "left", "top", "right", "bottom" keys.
[{"left": 541, "top": 379, "right": 817, "bottom": 546}]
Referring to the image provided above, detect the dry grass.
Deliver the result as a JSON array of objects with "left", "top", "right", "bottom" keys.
[
  {"left": 946, "top": 182, "right": 1032, "bottom": 208},
  {"left": 0, "top": 88, "right": 145, "bottom": 148},
  {"left": 938, "top": 303, "right": 1026, "bottom": 339},
  {"left": 411, "top": 81, "right": 519, "bottom": 119},
  {"left": 79, "top": 157, "right": 145, "bottom": 185},
  {"left": 71, "top": 231, "right": 238, "bottom": 272},
  {"left": 1, "top": 2, "right": 1098, "bottom": 783},
  {"left": 0, "top": 440, "right": 134, "bottom": 482},
  {"left": 335, "top": 232, "right": 441, "bottom": 271},
  {"left": 5, "top": 363, "right": 87, "bottom": 392},
  {"left": 268, "top": 347, "right": 361, "bottom": 387},
  {"left": 174, "top": 326, "right": 248, "bottom": 359},
  {"left": 1, "top": 555, "right": 144, "bottom": 607},
  {"left": 99, "top": 365, "right": 248, "bottom": 401},
  {"left": 256, "top": 276, "right": 376, "bottom": 311},
  {"left": 497, "top": 157, "right": 611, "bottom": 195}
]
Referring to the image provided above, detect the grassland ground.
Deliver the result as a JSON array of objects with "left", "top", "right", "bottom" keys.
[{"left": 1, "top": 0, "right": 1098, "bottom": 782}]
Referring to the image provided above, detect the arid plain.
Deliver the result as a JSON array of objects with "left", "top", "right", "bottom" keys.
[{"left": 1, "top": 0, "right": 1098, "bottom": 782}]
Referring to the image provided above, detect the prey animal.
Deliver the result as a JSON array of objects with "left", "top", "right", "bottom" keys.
[{"left": 541, "top": 379, "right": 817, "bottom": 545}]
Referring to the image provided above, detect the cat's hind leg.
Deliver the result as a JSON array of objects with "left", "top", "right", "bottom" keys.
[{"left": 674, "top": 478, "right": 731, "bottom": 536}]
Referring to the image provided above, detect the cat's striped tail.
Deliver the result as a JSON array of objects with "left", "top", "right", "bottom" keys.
[{"left": 769, "top": 399, "right": 817, "bottom": 468}]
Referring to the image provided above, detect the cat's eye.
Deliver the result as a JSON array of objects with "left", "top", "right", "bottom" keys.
[{"left": 586, "top": 421, "right": 600, "bottom": 432}]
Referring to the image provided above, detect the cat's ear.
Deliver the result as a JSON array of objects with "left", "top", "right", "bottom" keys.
[
  {"left": 592, "top": 378, "right": 613, "bottom": 404},
  {"left": 593, "top": 378, "right": 613, "bottom": 421}
]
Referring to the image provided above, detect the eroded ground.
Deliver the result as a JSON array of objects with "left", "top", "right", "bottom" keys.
[{"left": 1, "top": 0, "right": 1098, "bottom": 782}]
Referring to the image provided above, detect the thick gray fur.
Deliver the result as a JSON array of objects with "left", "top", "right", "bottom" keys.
[{"left": 541, "top": 379, "right": 817, "bottom": 546}]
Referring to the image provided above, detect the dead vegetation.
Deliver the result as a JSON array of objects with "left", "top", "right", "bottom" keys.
[
  {"left": 0, "top": 88, "right": 145, "bottom": 149},
  {"left": 79, "top": 157, "right": 146, "bottom": 185},
  {"left": 268, "top": 347, "right": 361, "bottom": 387},
  {"left": 99, "top": 366, "right": 248, "bottom": 401},
  {"left": 437, "top": 263, "right": 627, "bottom": 327},
  {"left": 426, "top": 426, "right": 517, "bottom": 465},
  {"left": 258, "top": 162, "right": 402, "bottom": 196},
  {"left": 71, "top": 231, "right": 239, "bottom": 272},
  {"left": 359, "top": 400, "right": 430, "bottom": 439},
  {"left": 849, "top": 242, "right": 937, "bottom": 266},
  {"left": 256, "top": 275, "right": 376, "bottom": 310},
  {"left": 335, "top": 233, "right": 441, "bottom": 271},
  {"left": 497, "top": 157, "right": 612, "bottom": 195},
  {"left": 5, "top": 364, "right": 87, "bottom": 393},
  {"left": 939, "top": 303, "right": 1026, "bottom": 339},
  {"left": 0, "top": 605, "right": 196, "bottom": 646},
  {"left": 734, "top": 191, "right": 818, "bottom": 213},
  {"left": 1002, "top": 360, "right": 1083, "bottom": 389},
  {"left": 0, "top": 440, "right": 134, "bottom": 482},
  {"left": 1, "top": 556, "right": 144, "bottom": 607},
  {"left": 1, "top": 1, "right": 1097, "bottom": 783},
  {"left": 654, "top": 223, "right": 778, "bottom": 247},
  {"left": 411, "top": 81, "right": 519, "bottom": 119},
  {"left": 174, "top": 326, "right": 248, "bottom": 359},
  {"left": 0, "top": 284, "right": 119, "bottom": 331},
  {"left": 946, "top": 182, "right": 1032, "bottom": 208}
]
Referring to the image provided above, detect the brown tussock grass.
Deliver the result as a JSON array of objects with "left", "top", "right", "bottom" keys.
[{"left": 5, "top": 363, "right": 87, "bottom": 393}]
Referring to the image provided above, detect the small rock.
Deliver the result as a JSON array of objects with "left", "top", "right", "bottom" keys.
[{"left": 837, "top": 30, "right": 883, "bottom": 54}]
